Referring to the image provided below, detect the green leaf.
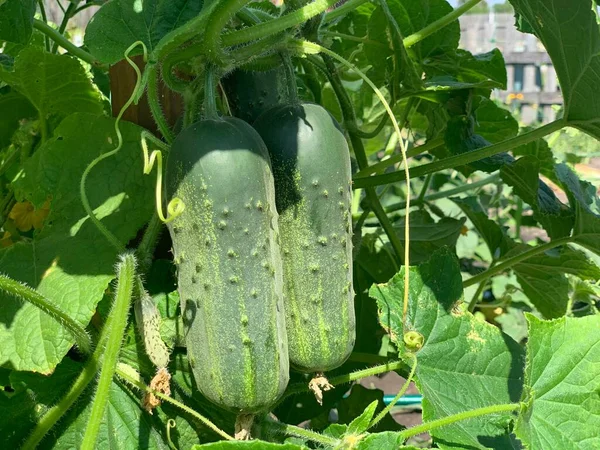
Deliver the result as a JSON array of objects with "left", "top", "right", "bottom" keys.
[
  {"left": 0, "top": 0, "right": 36, "bottom": 44},
  {"left": 390, "top": 0, "right": 459, "bottom": 60},
  {"left": 347, "top": 400, "right": 378, "bottom": 434},
  {"left": 452, "top": 196, "right": 510, "bottom": 258},
  {"left": 0, "top": 47, "right": 104, "bottom": 122},
  {"left": 515, "top": 314, "right": 600, "bottom": 449},
  {"left": 85, "top": 0, "right": 204, "bottom": 65},
  {"left": 0, "top": 357, "right": 82, "bottom": 447},
  {"left": 507, "top": 243, "right": 600, "bottom": 318},
  {"left": 512, "top": 133, "right": 556, "bottom": 180},
  {"left": 556, "top": 163, "right": 600, "bottom": 255},
  {"left": 356, "top": 433, "right": 419, "bottom": 450},
  {"left": 509, "top": 0, "right": 600, "bottom": 138},
  {"left": 193, "top": 442, "right": 308, "bottom": 449},
  {"left": 424, "top": 49, "right": 507, "bottom": 91},
  {"left": 370, "top": 248, "right": 524, "bottom": 449},
  {"left": 39, "top": 379, "right": 166, "bottom": 449},
  {"left": 393, "top": 210, "right": 466, "bottom": 264},
  {"left": 500, "top": 156, "right": 574, "bottom": 239},
  {"left": 0, "top": 114, "right": 153, "bottom": 373},
  {"left": 444, "top": 114, "right": 514, "bottom": 175},
  {"left": 0, "top": 91, "right": 36, "bottom": 148},
  {"left": 474, "top": 97, "right": 518, "bottom": 143}
]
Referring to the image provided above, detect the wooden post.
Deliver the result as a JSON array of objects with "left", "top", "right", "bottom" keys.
[{"left": 109, "top": 56, "right": 184, "bottom": 136}]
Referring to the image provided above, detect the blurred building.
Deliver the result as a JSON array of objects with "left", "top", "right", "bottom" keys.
[{"left": 459, "top": 12, "right": 562, "bottom": 124}]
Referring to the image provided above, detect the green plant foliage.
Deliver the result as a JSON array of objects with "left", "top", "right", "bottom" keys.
[
  {"left": 515, "top": 314, "right": 600, "bottom": 449},
  {"left": 0, "top": 0, "right": 36, "bottom": 44},
  {"left": 0, "top": 0, "right": 599, "bottom": 447},
  {"left": 371, "top": 248, "right": 524, "bottom": 448},
  {"left": 85, "top": 0, "right": 204, "bottom": 64}
]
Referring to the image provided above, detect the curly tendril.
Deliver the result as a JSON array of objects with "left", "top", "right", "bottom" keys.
[
  {"left": 79, "top": 41, "right": 150, "bottom": 251},
  {"left": 140, "top": 131, "right": 185, "bottom": 223}
]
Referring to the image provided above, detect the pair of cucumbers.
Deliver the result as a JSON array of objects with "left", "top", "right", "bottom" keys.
[{"left": 165, "top": 68, "right": 355, "bottom": 416}]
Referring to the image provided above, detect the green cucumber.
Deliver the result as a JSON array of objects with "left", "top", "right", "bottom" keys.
[
  {"left": 222, "top": 67, "right": 288, "bottom": 124},
  {"left": 253, "top": 103, "right": 355, "bottom": 373},
  {"left": 165, "top": 117, "right": 289, "bottom": 413}
]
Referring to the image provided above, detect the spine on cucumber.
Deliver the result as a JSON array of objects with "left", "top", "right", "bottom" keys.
[
  {"left": 253, "top": 103, "right": 355, "bottom": 373},
  {"left": 165, "top": 117, "right": 289, "bottom": 413}
]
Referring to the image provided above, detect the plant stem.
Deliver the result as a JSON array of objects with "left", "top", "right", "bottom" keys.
[
  {"left": 53, "top": 1, "right": 77, "bottom": 54},
  {"left": 146, "top": 64, "right": 175, "bottom": 144},
  {"left": 115, "top": 364, "right": 235, "bottom": 441},
  {"left": 36, "top": 0, "right": 51, "bottom": 51},
  {"left": 264, "top": 421, "right": 339, "bottom": 446},
  {"left": 0, "top": 275, "right": 91, "bottom": 354},
  {"left": 203, "top": 65, "right": 220, "bottom": 120},
  {"left": 222, "top": 0, "right": 339, "bottom": 47},
  {"left": 205, "top": 0, "right": 252, "bottom": 63},
  {"left": 369, "top": 354, "right": 416, "bottom": 429},
  {"left": 322, "top": 0, "right": 369, "bottom": 24},
  {"left": 467, "top": 273, "right": 492, "bottom": 312},
  {"left": 403, "top": 0, "right": 483, "bottom": 48},
  {"left": 463, "top": 236, "right": 574, "bottom": 288},
  {"left": 22, "top": 300, "right": 118, "bottom": 450},
  {"left": 81, "top": 254, "right": 136, "bottom": 450},
  {"left": 399, "top": 403, "right": 520, "bottom": 440},
  {"left": 283, "top": 360, "right": 407, "bottom": 401},
  {"left": 353, "top": 119, "right": 566, "bottom": 188},
  {"left": 136, "top": 213, "right": 163, "bottom": 275},
  {"left": 32, "top": 19, "right": 106, "bottom": 68},
  {"left": 380, "top": 173, "right": 500, "bottom": 215},
  {"left": 354, "top": 137, "right": 444, "bottom": 177}
]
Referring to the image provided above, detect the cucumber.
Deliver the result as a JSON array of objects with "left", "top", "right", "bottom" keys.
[
  {"left": 222, "top": 67, "right": 288, "bottom": 124},
  {"left": 253, "top": 103, "right": 355, "bottom": 373},
  {"left": 165, "top": 117, "right": 289, "bottom": 413}
]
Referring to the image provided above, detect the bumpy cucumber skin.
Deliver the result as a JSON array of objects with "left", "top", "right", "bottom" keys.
[
  {"left": 253, "top": 103, "right": 355, "bottom": 373},
  {"left": 165, "top": 117, "right": 289, "bottom": 413},
  {"left": 222, "top": 67, "right": 288, "bottom": 124}
]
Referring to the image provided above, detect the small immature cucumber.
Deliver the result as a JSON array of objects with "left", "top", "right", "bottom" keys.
[
  {"left": 253, "top": 103, "right": 355, "bottom": 373},
  {"left": 222, "top": 67, "right": 288, "bottom": 124},
  {"left": 165, "top": 117, "right": 289, "bottom": 413}
]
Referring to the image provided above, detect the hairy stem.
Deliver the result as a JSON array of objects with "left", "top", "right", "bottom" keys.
[
  {"left": 53, "top": 1, "right": 77, "bottom": 54},
  {"left": 146, "top": 64, "right": 175, "bottom": 143},
  {"left": 115, "top": 363, "right": 234, "bottom": 441},
  {"left": 264, "top": 421, "right": 339, "bottom": 447},
  {"left": 222, "top": 0, "right": 339, "bottom": 47},
  {"left": 136, "top": 213, "right": 163, "bottom": 275},
  {"left": 403, "top": 0, "right": 483, "bottom": 48},
  {"left": 399, "top": 403, "right": 520, "bottom": 440},
  {"left": 205, "top": 0, "right": 252, "bottom": 63},
  {"left": 353, "top": 119, "right": 566, "bottom": 188},
  {"left": 81, "top": 254, "right": 136, "bottom": 450},
  {"left": 22, "top": 298, "right": 119, "bottom": 449},
  {"left": 322, "top": 0, "right": 369, "bottom": 24},
  {"left": 369, "top": 354, "right": 417, "bottom": 429},
  {"left": 463, "top": 236, "right": 574, "bottom": 288},
  {"left": 32, "top": 19, "right": 106, "bottom": 68}
]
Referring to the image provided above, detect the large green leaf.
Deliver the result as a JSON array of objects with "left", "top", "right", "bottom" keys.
[
  {"left": 556, "top": 163, "right": 600, "bottom": 255},
  {"left": 0, "top": 114, "right": 153, "bottom": 373},
  {"left": 500, "top": 156, "right": 574, "bottom": 239},
  {"left": 85, "top": 0, "right": 204, "bottom": 64},
  {"left": 424, "top": 49, "right": 507, "bottom": 91},
  {"left": 0, "top": 47, "right": 104, "bottom": 122},
  {"left": 509, "top": 0, "right": 600, "bottom": 138},
  {"left": 515, "top": 314, "right": 600, "bottom": 449},
  {"left": 39, "top": 378, "right": 167, "bottom": 449},
  {"left": 508, "top": 243, "right": 600, "bottom": 318},
  {"left": 193, "top": 443, "right": 308, "bottom": 449},
  {"left": 370, "top": 248, "right": 524, "bottom": 449},
  {"left": 0, "top": 0, "right": 36, "bottom": 44}
]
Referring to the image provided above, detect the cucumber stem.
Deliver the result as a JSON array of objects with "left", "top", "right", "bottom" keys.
[
  {"left": 204, "top": 65, "right": 220, "bottom": 120},
  {"left": 281, "top": 53, "right": 300, "bottom": 105}
]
